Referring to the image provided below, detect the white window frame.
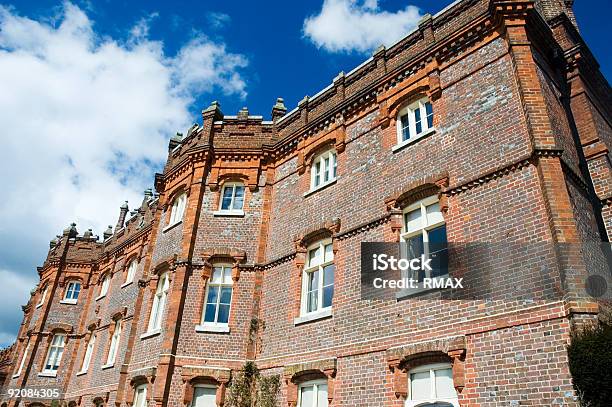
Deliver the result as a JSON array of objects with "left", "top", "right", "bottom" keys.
[
  {"left": 97, "top": 273, "right": 111, "bottom": 299},
  {"left": 199, "top": 264, "right": 233, "bottom": 332},
  {"left": 13, "top": 339, "right": 30, "bottom": 378},
  {"left": 216, "top": 182, "right": 245, "bottom": 215},
  {"left": 310, "top": 150, "right": 337, "bottom": 192},
  {"left": 124, "top": 260, "right": 138, "bottom": 286},
  {"left": 78, "top": 333, "right": 96, "bottom": 373},
  {"left": 147, "top": 272, "right": 170, "bottom": 333},
  {"left": 401, "top": 196, "right": 447, "bottom": 283},
  {"left": 395, "top": 97, "right": 434, "bottom": 147},
  {"left": 36, "top": 285, "right": 48, "bottom": 308},
  {"left": 191, "top": 384, "right": 218, "bottom": 407},
  {"left": 405, "top": 363, "right": 459, "bottom": 407},
  {"left": 297, "top": 379, "right": 328, "bottom": 407},
  {"left": 133, "top": 384, "right": 147, "bottom": 407},
  {"left": 105, "top": 319, "right": 122, "bottom": 366},
  {"left": 168, "top": 193, "right": 187, "bottom": 226},
  {"left": 62, "top": 281, "right": 81, "bottom": 304},
  {"left": 300, "top": 239, "right": 334, "bottom": 317},
  {"left": 42, "top": 333, "right": 66, "bottom": 374}
]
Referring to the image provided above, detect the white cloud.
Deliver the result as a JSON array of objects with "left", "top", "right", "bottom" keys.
[
  {"left": 303, "top": 0, "right": 422, "bottom": 54},
  {"left": 206, "top": 12, "right": 231, "bottom": 29},
  {"left": 0, "top": 2, "right": 248, "bottom": 345}
]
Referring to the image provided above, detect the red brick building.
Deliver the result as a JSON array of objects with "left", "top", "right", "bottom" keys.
[{"left": 2, "top": 0, "right": 611, "bottom": 406}]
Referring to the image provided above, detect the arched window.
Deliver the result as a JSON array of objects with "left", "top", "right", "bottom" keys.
[
  {"left": 62, "top": 281, "right": 81, "bottom": 304},
  {"left": 298, "top": 379, "right": 328, "bottom": 407},
  {"left": 125, "top": 259, "right": 138, "bottom": 284},
  {"left": 405, "top": 363, "right": 458, "bottom": 407},
  {"left": 133, "top": 384, "right": 147, "bottom": 407},
  {"left": 42, "top": 333, "right": 66, "bottom": 374},
  {"left": 98, "top": 273, "right": 111, "bottom": 299},
  {"left": 310, "top": 150, "right": 337, "bottom": 191},
  {"left": 396, "top": 97, "right": 434, "bottom": 144},
  {"left": 36, "top": 284, "right": 48, "bottom": 308},
  {"left": 105, "top": 319, "right": 122, "bottom": 366},
  {"left": 401, "top": 196, "right": 447, "bottom": 282},
  {"left": 219, "top": 182, "right": 245, "bottom": 213},
  {"left": 78, "top": 332, "right": 96, "bottom": 373},
  {"left": 169, "top": 192, "right": 187, "bottom": 225},
  {"left": 301, "top": 239, "right": 334, "bottom": 316},
  {"left": 191, "top": 385, "right": 217, "bottom": 407},
  {"left": 147, "top": 272, "right": 170, "bottom": 332},
  {"left": 200, "top": 265, "right": 233, "bottom": 332},
  {"left": 12, "top": 339, "right": 30, "bottom": 378}
]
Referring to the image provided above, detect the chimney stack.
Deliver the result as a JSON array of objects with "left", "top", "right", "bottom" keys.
[{"left": 116, "top": 201, "right": 129, "bottom": 230}]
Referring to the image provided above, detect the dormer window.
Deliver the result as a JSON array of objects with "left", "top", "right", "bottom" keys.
[
  {"left": 215, "top": 182, "right": 245, "bottom": 216},
  {"left": 310, "top": 150, "right": 337, "bottom": 191},
  {"left": 61, "top": 281, "right": 81, "bottom": 304},
  {"left": 168, "top": 193, "right": 187, "bottom": 226},
  {"left": 396, "top": 97, "right": 434, "bottom": 146}
]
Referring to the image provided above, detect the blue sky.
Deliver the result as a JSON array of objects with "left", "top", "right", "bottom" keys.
[{"left": 0, "top": 0, "right": 609, "bottom": 347}]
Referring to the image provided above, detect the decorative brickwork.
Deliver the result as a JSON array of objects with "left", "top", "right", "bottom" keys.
[{"left": 1, "top": 1, "right": 611, "bottom": 406}]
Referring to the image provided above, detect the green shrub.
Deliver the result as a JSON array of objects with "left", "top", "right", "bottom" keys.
[{"left": 567, "top": 321, "right": 612, "bottom": 406}]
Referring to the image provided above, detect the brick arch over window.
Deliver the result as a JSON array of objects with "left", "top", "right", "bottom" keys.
[
  {"left": 296, "top": 122, "right": 346, "bottom": 176},
  {"left": 377, "top": 59, "right": 441, "bottom": 130},
  {"left": 58, "top": 274, "right": 87, "bottom": 289},
  {"left": 207, "top": 162, "right": 260, "bottom": 193},
  {"left": 181, "top": 367, "right": 231, "bottom": 407},
  {"left": 200, "top": 248, "right": 247, "bottom": 281},
  {"left": 283, "top": 358, "right": 337, "bottom": 407},
  {"left": 387, "top": 335, "right": 467, "bottom": 400},
  {"left": 127, "top": 369, "right": 156, "bottom": 406},
  {"left": 385, "top": 174, "right": 449, "bottom": 242}
]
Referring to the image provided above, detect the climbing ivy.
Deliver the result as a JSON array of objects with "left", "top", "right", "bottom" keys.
[{"left": 225, "top": 362, "right": 280, "bottom": 407}]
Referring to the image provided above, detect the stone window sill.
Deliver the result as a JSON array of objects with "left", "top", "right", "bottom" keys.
[
  {"left": 60, "top": 299, "right": 78, "bottom": 305},
  {"left": 12, "top": 373, "right": 20, "bottom": 379},
  {"left": 101, "top": 363, "right": 114, "bottom": 370},
  {"left": 212, "top": 210, "right": 245, "bottom": 217},
  {"left": 36, "top": 303, "right": 43, "bottom": 309},
  {"left": 76, "top": 370, "right": 87, "bottom": 376},
  {"left": 294, "top": 308, "right": 333, "bottom": 325},
  {"left": 162, "top": 220, "right": 182, "bottom": 233},
  {"left": 95, "top": 294, "right": 106, "bottom": 301},
  {"left": 304, "top": 179, "right": 337, "bottom": 197},
  {"left": 195, "top": 324, "right": 230, "bottom": 333},
  {"left": 38, "top": 371, "right": 57, "bottom": 377},
  {"left": 392, "top": 128, "right": 436, "bottom": 153},
  {"left": 140, "top": 329, "right": 161, "bottom": 339}
]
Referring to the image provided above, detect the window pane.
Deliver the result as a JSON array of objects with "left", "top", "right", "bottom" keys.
[
  {"left": 317, "top": 384, "right": 329, "bottom": 407},
  {"left": 314, "top": 161, "right": 321, "bottom": 187},
  {"left": 324, "top": 243, "right": 333, "bottom": 262},
  {"left": 308, "top": 247, "right": 321, "bottom": 267},
  {"left": 204, "top": 304, "right": 217, "bottom": 323},
  {"left": 206, "top": 286, "right": 219, "bottom": 304},
  {"left": 425, "top": 101, "right": 433, "bottom": 128},
  {"left": 221, "top": 186, "right": 233, "bottom": 210},
  {"left": 414, "top": 107, "right": 422, "bottom": 134},
  {"left": 332, "top": 154, "right": 337, "bottom": 179},
  {"left": 428, "top": 225, "right": 448, "bottom": 278},
  {"left": 400, "top": 114, "right": 410, "bottom": 141},
  {"left": 324, "top": 157, "right": 330, "bottom": 182},
  {"left": 410, "top": 371, "right": 430, "bottom": 400},
  {"left": 406, "top": 235, "right": 425, "bottom": 281},
  {"left": 307, "top": 288, "right": 319, "bottom": 313},
  {"left": 405, "top": 209, "right": 422, "bottom": 233},
  {"left": 323, "top": 286, "right": 334, "bottom": 308},
  {"left": 426, "top": 202, "right": 444, "bottom": 226},
  {"left": 220, "top": 287, "right": 232, "bottom": 305},
  {"left": 323, "top": 264, "right": 334, "bottom": 286},
  {"left": 217, "top": 304, "right": 230, "bottom": 324},
  {"left": 435, "top": 368, "right": 456, "bottom": 398},
  {"left": 211, "top": 268, "right": 223, "bottom": 283},
  {"left": 233, "top": 186, "right": 244, "bottom": 210},
  {"left": 193, "top": 387, "right": 216, "bottom": 407},
  {"left": 222, "top": 268, "right": 233, "bottom": 284},
  {"left": 300, "top": 386, "right": 314, "bottom": 407}
]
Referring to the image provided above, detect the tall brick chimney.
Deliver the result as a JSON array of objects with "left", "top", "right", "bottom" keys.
[{"left": 116, "top": 201, "right": 128, "bottom": 230}]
